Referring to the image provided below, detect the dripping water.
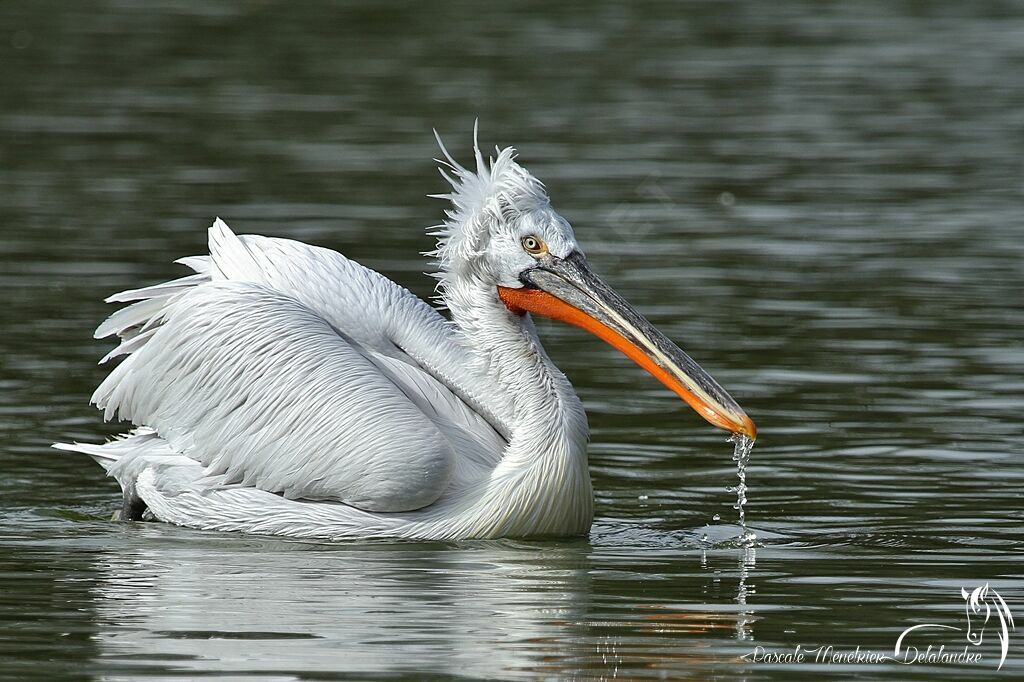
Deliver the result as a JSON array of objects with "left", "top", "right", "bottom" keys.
[{"left": 727, "top": 434, "right": 757, "bottom": 547}]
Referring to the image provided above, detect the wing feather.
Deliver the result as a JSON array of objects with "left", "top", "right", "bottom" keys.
[
  {"left": 94, "top": 281, "right": 457, "bottom": 512},
  {"left": 89, "top": 218, "right": 513, "bottom": 513},
  {"left": 201, "top": 219, "right": 513, "bottom": 437},
  {"left": 356, "top": 350, "right": 506, "bottom": 479}
]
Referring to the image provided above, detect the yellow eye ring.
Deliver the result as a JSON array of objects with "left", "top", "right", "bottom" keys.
[{"left": 522, "top": 235, "right": 547, "bottom": 255}]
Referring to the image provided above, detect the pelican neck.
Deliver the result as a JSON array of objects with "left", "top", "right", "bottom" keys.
[{"left": 443, "top": 278, "right": 589, "bottom": 456}]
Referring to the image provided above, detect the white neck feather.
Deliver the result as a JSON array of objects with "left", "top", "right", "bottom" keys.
[{"left": 442, "top": 277, "right": 593, "bottom": 536}]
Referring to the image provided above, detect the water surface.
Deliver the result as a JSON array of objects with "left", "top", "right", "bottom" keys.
[{"left": 2, "top": 1, "right": 1022, "bottom": 679}]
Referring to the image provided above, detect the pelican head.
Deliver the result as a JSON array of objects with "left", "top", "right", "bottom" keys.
[{"left": 431, "top": 131, "right": 756, "bottom": 439}]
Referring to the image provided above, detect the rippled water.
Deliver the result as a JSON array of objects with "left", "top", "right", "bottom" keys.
[{"left": 2, "top": 1, "right": 1022, "bottom": 680}]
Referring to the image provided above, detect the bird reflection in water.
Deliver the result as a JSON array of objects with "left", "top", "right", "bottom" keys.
[{"left": 87, "top": 533, "right": 758, "bottom": 679}]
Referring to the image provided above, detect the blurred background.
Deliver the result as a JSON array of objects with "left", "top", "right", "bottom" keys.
[{"left": 1, "top": 1, "right": 1021, "bottom": 680}]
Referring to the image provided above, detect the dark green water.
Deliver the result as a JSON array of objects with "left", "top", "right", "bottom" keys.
[{"left": 2, "top": 1, "right": 1022, "bottom": 680}]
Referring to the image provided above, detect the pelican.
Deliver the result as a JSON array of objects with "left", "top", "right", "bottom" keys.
[{"left": 56, "top": 132, "right": 756, "bottom": 540}]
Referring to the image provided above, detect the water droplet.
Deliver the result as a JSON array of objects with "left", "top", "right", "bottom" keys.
[
  {"left": 718, "top": 191, "right": 735, "bottom": 207},
  {"left": 712, "top": 514, "right": 721, "bottom": 522},
  {"left": 728, "top": 433, "right": 757, "bottom": 546},
  {"left": 637, "top": 494, "right": 648, "bottom": 501}
]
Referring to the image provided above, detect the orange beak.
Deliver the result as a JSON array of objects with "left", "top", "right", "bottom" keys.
[{"left": 498, "top": 251, "right": 756, "bottom": 439}]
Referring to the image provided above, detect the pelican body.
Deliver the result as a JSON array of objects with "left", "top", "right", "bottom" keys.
[{"left": 57, "top": 134, "right": 755, "bottom": 541}]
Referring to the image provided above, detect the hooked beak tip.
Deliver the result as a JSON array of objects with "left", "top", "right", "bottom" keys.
[
  {"left": 700, "top": 403, "right": 757, "bottom": 440},
  {"left": 739, "top": 415, "right": 758, "bottom": 440}
]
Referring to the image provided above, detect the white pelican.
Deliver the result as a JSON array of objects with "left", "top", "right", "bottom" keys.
[{"left": 56, "top": 132, "right": 756, "bottom": 540}]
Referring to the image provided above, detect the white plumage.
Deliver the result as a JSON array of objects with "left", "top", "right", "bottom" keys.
[{"left": 57, "top": 131, "right": 754, "bottom": 541}]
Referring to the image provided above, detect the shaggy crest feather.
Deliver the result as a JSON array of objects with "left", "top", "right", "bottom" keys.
[{"left": 427, "top": 127, "right": 550, "bottom": 297}]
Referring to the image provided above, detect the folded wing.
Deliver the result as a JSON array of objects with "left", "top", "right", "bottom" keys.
[{"left": 91, "top": 221, "right": 508, "bottom": 512}]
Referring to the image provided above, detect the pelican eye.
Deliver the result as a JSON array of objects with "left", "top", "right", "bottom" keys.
[{"left": 521, "top": 235, "right": 547, "bottom": 255}]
